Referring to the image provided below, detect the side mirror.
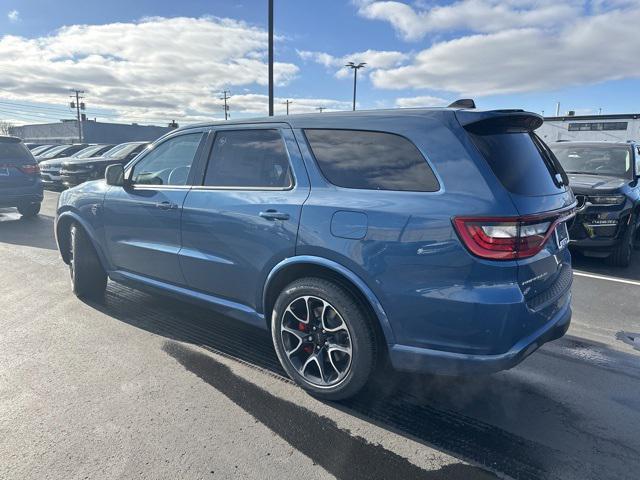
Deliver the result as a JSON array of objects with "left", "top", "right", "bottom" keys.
[{"left": 105, "top": 164, "right": 125, "bottom": 187}]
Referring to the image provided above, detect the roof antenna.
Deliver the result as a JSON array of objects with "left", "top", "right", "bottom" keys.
[{"left": 448, "top": 99, "right": 476, "bottom": 109}]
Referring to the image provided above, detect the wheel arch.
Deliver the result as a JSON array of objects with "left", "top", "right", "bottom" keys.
[
  {"left": 263, "top": 256, "right": 396, "bottom": 347},
  {"left": 55, "top": 211, "right": 109, "bottom": 270}
]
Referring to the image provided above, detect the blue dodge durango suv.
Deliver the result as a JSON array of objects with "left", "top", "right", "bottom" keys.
[
  {"left": 55, "top": 105, "right": 576, "bottom": 399},
  {"left": 1, "top": 136, "right": 43, "bottom": 217}
]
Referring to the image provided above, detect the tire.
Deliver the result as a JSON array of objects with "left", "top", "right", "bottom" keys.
[
  {"left": 271, "top": 277, "right": 376, "bottom": 401},
  {"left": 69, "top": 223, "right": 108, "bottom": 299},
  {"left": 608, "top": 221, "right": 635, "bottom": 268},
  {"left": 17, "top": 202, "right": 41, "bottom": 218}
]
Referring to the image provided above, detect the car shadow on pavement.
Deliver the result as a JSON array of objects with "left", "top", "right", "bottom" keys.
[
  {"left": 0, "top": 212, "right": 58, "bottom": 250},
  {"left": 80, "top": 280, "right": 623, "bottom": 480},
  {"left": 571, "top": 248, "right": 640, "bottom": 281}
]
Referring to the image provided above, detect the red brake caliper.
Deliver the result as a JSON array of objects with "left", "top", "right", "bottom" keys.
[{"left": 298, "top": 322, "right": 313, "bottom": 353}]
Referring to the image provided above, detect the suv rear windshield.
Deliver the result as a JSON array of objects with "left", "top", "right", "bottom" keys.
[
  {"left": 0, "top": 141, "right": 34, "bottom": 165},
  {"left": 304, "top": 129, "right": 439, "bottom": 192},
  {"left": 469, "top": 132, "right": 565, "bottom": 196}
]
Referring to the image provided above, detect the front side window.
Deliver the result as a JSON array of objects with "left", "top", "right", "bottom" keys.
[
  {"left": 130, "top": 134, "right": 202, "bottom": 186},
  {"left": 203, "top": 129, "right": 292, "bottom": 188},
  {"left": 304, "top": 129, "right": 439, "bottom": 192}
]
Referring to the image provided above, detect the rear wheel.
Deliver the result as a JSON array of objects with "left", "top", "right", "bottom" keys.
[
  {"left": 69, "top": 223, "right": 107, "bottom": 299},
  {"left": 271, "top": 277, "right": 376, "bottom": 401},
  {"left": 17, "top": 202, "right": 41, "bottom": 218}
]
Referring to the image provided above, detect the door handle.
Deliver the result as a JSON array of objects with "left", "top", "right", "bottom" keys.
[
  {"left": 259, "top": 210, "right": 290, "bottom": 221},
  {"left": 156, "top": 201, "right": 178, "bottom": 210}
]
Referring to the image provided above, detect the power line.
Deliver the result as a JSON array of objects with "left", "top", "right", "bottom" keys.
[
  {"left": 282, "top": 99, "right": 292, "bottom": 115},
  {"left": 69, "top": 89, "right": 85, "bottom": 142},
  {"left": 219, "top": 90, "right": 231, "bottom": 120}
]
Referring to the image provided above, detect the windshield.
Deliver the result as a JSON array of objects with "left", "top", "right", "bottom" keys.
[
  {"left": 71, "top": 145, "right": 102, "bottom": 159},
  {"left": 30, "top": 145, "right": 53, "bottom": 155},
  {"left": 104, "top": 143, "right": 145, "bottom": 158},
  {"left": 38, "top": 145, "right": 70, "bottom": 159},
  {"left": 550, "top": 144, "right": 632, "bottom": 179},
  {"left": 0, "top": 141, "right": 33, "bottom": 163}
]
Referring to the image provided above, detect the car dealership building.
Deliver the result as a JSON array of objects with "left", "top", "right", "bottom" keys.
[
  {"left": 537, "top": 113, "right": 640, "bottom": 143},
  {"left": 10, "top": 119, "right": 174, "bottom": 145}
]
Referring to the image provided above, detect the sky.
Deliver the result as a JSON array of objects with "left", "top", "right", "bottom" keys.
[{"left": 0, "top": 0, "right": 639, "bottom": 126}]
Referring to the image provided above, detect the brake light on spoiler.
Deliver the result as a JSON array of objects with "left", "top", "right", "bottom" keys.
[{"left": 453, "top": 209, "right": 575, "bottom": 260}]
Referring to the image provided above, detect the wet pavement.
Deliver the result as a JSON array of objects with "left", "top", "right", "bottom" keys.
[{"left": 1, "top": 191, "right": 639, "bottom": 479}]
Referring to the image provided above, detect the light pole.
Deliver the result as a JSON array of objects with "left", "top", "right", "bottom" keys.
[
  {"left": 268, "top": 0, "right": 274, "bottom": 116},
  {"left": 345, "top": 62, "right": 366, "bottom": 111}
]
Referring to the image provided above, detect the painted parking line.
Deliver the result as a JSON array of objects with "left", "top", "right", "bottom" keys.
[{"left": 573, "top": 270, "right": 640, "bottom": 287}]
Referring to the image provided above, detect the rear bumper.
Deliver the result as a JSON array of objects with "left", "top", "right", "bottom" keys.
[
  {"left": 0, "top": 183, "right": 44, "bottom": 208},
  {"left": 388, "top": 293, "right": 571, "bottom": 375}
]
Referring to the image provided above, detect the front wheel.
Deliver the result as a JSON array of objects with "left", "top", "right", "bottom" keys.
[
  {"left": 608, "top": 221, "right": 635, "bottom": 267},
  {"left": 271, "top": 278, "right": 376, "bottom": 401},
  {"left": 69, "top": 223, "right": 107, "bottom": 299},
  {"left": 17, "top": 202, "right": 41, "bottom": 218}
]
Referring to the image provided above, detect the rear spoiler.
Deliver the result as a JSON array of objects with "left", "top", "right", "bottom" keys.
[{"left": 456, "top": 110, "right": 543, "bottom": 135}]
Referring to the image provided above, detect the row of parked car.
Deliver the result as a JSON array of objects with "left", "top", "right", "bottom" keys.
[{"left": 26, "top": 141, "right": 150, "bottom": 189}]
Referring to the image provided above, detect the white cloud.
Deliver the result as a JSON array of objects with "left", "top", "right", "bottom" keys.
[
  {"left": 7, "top": 9, "right": 19, "bottom": 23},
  {"left": 371, "top": 5, "right": 640, "bottom": 96},
  {"left": 394, "top": 95, "right": 449, "bottom": 108},
  {"left": 0, "top": 16, "right": 303, "bottom": 124},
  {"left": 297, "top": 48, "right": 409, "bottom": 79},
  {"left": 355, "top": 0, "right": 581, "bottom": 41}
]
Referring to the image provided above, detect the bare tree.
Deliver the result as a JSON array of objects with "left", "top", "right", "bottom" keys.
[{"left": 0, "top": 120, "right": 14, "bottom": 136}]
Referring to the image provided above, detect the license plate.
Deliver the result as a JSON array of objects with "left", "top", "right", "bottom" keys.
[
  {"left": 555, "top": 221, "right": 569, "bottom": 250},
  {"left": 0, "top": 168, "right": 8, "bottom": 176}
]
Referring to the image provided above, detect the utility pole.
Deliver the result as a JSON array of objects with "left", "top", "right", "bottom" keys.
[
  {"left": 69, "top": 89, "right": 85, "bottom": 143},
  {"left": 555, "top": 101, "right": 560, "bottom": 117},
  {"left": 345, "top": 62, "right": 366, "bottom": 111},
  {"left": 282, "top": 99, "right": 292, "bottom": 115},
  {"left": 268, "top": 0, "right": 274, "bottom": 116},
  {"left": 220, "top": 90, "right": 231, "bottom": 120},
  {"left": 316, "top": 106, "right": 325, "bottom": 113}
]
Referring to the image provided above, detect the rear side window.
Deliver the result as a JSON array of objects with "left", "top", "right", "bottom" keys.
[
  {"left": 0, "top": 141, "right": 34, "bottom": 165},
  {"left": 469, "top": 132, "right": 564, "bottom": 196},
  {"left": 204, "top": 129, "right": 292, "bottom": 188},
  {"left": 304, "top": 129, "right": 439, "bottom": 192}
]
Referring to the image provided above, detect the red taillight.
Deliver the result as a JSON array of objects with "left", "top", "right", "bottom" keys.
[
  {"left": 453, "top": 214, "right": 567, "bottom": 260},
  {"left": 19, "top": 164, "right": 40, "bottom": 175}
]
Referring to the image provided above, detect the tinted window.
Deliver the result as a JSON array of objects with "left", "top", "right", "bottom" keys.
[
  {"left": 204, "top": 129, "right": 292, "bottom": 188},
  {"left": 304, "top": 129, "right": 439, "bottom": 192},
  {"left": 550, "top": 144, "right": 633, "bottom": 179},
  {"left": 0, "top": 141, "right": 33, "bottom": 164},
  {"left": 469, "top": 132, "right": 563, "bottom": 196},
  {"left": 131, "top": 134, "right": 202, "bottom": 186}
]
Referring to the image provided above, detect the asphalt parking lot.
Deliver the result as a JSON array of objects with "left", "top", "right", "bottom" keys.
[{"left": 1, "top": 190, "right": 639, "bottom": 480}]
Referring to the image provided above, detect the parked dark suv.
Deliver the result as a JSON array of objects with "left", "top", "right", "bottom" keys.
[
  {"left": 0, "top": 136, "right": 43, "bottom": 217},
  {"left": 59, "top": 141, "right": 149, "bottom": 187},
  {"left": 548, "top": 141, "right": 640, "bottom": 267},
  {"left": 55, "top": 105, "right": 576, "bottom": 400}
]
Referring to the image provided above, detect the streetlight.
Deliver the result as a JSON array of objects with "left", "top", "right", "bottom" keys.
[
  {"left": 268, "top": 0, "right": 274, "bottom": 116},
  {"left": 345, "top": 61, "right": 366, "bottom": 111}
]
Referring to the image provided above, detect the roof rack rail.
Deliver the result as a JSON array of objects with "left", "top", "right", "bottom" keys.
[{"left": 448, "top": 99, "right": 476, "bottom": 109}]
